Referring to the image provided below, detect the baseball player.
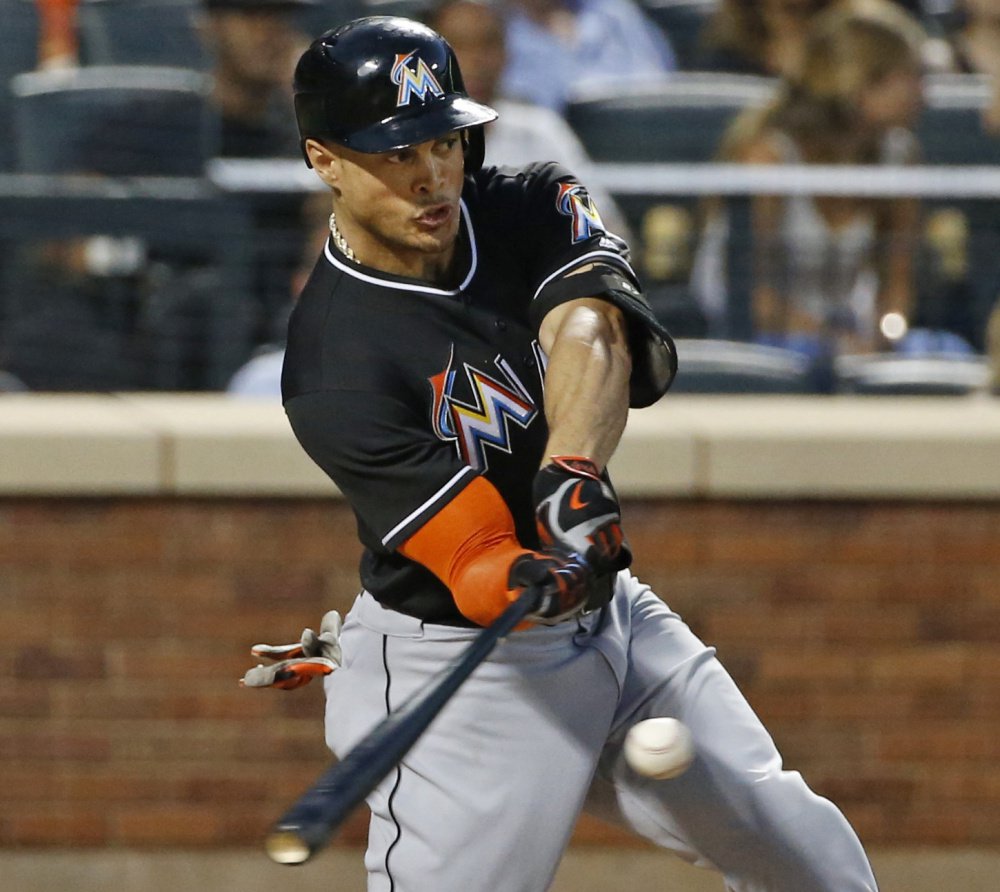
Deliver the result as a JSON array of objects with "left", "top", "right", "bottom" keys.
[{"left": 247, "top": 16, "right": 880, "bottom": 891}]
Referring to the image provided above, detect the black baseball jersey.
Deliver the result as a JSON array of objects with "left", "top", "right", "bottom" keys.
[{"left": 282, "top": 162, "right": 675, "bottom": 625}]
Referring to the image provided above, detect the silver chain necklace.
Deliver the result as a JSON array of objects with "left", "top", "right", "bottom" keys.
[{"left": 328, "top": 211, "right": 356, "bottom": 262}]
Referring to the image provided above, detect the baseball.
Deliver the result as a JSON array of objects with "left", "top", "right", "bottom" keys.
[{"left": 624, "top": 718, "right": 694, "bottom": 780}]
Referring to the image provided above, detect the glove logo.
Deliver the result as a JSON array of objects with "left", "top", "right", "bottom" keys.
[
  {"left": 392, "top": 50, "right": 445, "bottom": 107},
  {"left": 555, "top": 182, "right": 605, "bottom": 243},
  {"left": 429, "top": 346, "right": 538, "bottom": 472},
  {"left": 569, "top": 482, "right": 588, "bottom": 511}
]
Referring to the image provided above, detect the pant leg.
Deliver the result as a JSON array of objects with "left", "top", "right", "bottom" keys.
[
  {"left": 582, "top": 575, "right": 879, "bottom": 892},
  {"left": 324, "top": 593, "right": 621, "bottom": 892}
]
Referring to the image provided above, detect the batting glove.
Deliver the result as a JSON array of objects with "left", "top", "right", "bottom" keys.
[
  {"left": 509, "top": 547, "right": 592, "bottom": 625},
  {"left": 241, "top": 610, "right": 343, "bottom": 690},
  {"left": 533, "top": 456, "right": 632, "bottom": 575}
]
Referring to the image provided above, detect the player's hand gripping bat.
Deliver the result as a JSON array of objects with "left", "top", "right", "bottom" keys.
[{"left": 264, "top": 584, "right": 543, "bottom": 865}]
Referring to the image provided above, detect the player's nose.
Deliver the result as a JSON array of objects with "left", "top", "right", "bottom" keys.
[{"left": 411, "top": 149, "right": 446, "bottom": 193}]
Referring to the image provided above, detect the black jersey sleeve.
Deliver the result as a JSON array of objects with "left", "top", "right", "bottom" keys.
[
  {"left": 499, "top": 162, "right": 677, "bottom": 407},
  {"left": 284, "top": 389, "right": 478, "bottom": 552}
]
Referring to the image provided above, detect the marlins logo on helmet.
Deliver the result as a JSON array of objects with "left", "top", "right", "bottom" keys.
[{"left": 392, "top": 50, "right": 446, "bottom": 107}]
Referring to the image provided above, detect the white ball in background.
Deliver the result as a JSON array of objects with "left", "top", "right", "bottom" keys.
[{"left": 623, "top": 717, "right": 695, "bottom": 780}]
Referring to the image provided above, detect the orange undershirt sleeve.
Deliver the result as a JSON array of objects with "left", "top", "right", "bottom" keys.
[{"left": 399, "top": 475, "right": 531, "bottom": 627}]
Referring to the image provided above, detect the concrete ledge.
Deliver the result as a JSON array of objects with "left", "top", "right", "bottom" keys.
[
  {"left": 1, "top": 846, "right": 998, "bottom": 892},
  {"left": 2, "top": 393, "right": 999, "bottom": 498},
  {"left": 0, "top": 395, "right": 161, "bottom": 494},
  {"left": 659, "top": 395, "right": 1000, "bottom": 499},
  {"left": 115, "top": 394, "right": 334, "bottom": 496}
]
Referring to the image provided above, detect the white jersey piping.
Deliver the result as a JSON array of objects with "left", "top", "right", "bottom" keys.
[
  {"left": 532, "top": 251, "right": 636, "bottom": 302},
  {"left": 381, "top": 465, "right": 477, "bottom": 547}
]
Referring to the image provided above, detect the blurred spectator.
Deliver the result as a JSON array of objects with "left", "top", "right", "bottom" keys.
[
  {"left": 945, "top": 0, "right": 1000, "bottom": 74},
  {"left": 428, "top": 0, "right": 629, "bottom": 237},
  {"left": 197, "top": 0, "right": 311, "bottom": 157},
  {"left": 696, "top": 0, "right": 837, "bottom": 77},
  {"left": 640, "top": 203, "right": 710, "bottom": 337},
  {"left": 944, "top": 0, "right": 1000, "bottom": 131},
  {"left": 226, "top": 193, "right": 330, "bottom": 399},
  {"left": 695, "top": 0, "right": 929, "bottom": 358},
  {"left": 35, "top": 0, "right": 78, "bottom": 69},
  {"left": 197, "top": 0, "right": 316, "bottom": 348},
  {"left": 499, "top": 0, "right": 677, "bottom": 112},
  {"left": 1, "top": 236, "right": 151, "bottom": 390},
  {"left": 987, "top": 293, "right": 1000, "bottom": 393},
  {"left": 0, "top": 222, "right": 257, "bottom": 392}
]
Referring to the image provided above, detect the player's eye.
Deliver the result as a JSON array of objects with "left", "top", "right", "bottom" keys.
[
  {"left": 386, "top": 148, "right": 414, "bottom": 164},
  {"left": 435, "top": 135, "right": 460, "bottom": 154}
]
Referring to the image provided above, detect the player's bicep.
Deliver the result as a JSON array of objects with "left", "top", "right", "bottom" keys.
[
  {"left": 533, "top": 263, "right": 677, "bottom": 407},
  {"left": 537, "top": 295, "right": 629, "bottom": 360}
]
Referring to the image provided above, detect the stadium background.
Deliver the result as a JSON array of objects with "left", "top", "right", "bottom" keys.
[{"left": 1, "top": 1, "right": 999, "bottom": 890}]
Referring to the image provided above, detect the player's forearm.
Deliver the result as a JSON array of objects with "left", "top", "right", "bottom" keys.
[{"left": 539, "top": 300, "right": 631, "bottom": 471}]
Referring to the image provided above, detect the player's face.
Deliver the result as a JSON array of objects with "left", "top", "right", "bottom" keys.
[{"left": 309, "top": 134, "right": 467, "bottom": 281}]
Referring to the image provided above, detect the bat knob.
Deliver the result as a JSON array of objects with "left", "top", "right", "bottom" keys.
[{"left": 265, "top": 829, "right": 313, "bottom": 865}]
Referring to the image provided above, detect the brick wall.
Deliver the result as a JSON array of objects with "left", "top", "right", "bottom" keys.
[{"left": 2, "top": 497, "right": 998, "bottom": 849}]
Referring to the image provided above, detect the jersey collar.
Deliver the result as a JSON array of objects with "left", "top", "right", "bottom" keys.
[{"left": 323, "top": 199, "right": 477, "bottom": 296}]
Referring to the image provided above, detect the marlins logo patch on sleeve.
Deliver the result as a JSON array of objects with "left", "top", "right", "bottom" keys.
[{"left": 555, "top": 182, "right": 605, "bottom": 243}]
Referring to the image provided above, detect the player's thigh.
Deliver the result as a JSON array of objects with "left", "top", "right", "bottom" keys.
[{"left": 329, "top": 595, "right": 622, "bottom": 892}]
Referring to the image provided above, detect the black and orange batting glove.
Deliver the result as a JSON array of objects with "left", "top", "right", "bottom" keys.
[
  {"left": 509, "top": 547, "right": 592, "bottom": 625},
  {"left": 240, "top": 610, "right": 343, "bottom": 690},
  {"left": 533, "top": 456, "right": 632, "bottom": 576}
]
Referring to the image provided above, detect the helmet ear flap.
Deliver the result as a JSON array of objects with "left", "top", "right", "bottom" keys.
[{"left": 463, "top": 127, "right": 486, "bottom": 173}]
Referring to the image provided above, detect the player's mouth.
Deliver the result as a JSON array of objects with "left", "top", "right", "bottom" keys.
[{"left": 414, "top": 203, "right": 454, "bottom": 231}]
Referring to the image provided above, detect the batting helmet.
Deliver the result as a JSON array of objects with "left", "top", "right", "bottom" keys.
[{"left": 293, "top": 16, "right": 498, "bottom": 171}]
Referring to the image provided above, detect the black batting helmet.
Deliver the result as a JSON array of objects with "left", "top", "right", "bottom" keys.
[{"left": 293, "top": 16, "right": 497, "bottom": 172}]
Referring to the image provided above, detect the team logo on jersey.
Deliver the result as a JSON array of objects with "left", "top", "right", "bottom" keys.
[
  {"left": 391, "top": 51, "right": 445, "bottom": 107},
  {"left": 555, "top": 182, "right": 605, "bottom": 243},
  {"left": 429, "top": 348, "right": 538, "bottom": 472}
]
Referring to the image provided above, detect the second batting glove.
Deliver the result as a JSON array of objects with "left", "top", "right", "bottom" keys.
[{"left": 241, "top": 610, "right": 343, "bottom": 690}]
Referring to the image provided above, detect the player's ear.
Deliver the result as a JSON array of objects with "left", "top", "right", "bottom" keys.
[{"left": 306, "top": 139, "right": 341, "bottom": 189}]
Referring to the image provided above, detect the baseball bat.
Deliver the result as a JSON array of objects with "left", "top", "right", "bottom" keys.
[{"left": 265, "top": 584, "right": 542, "bottom": 865}]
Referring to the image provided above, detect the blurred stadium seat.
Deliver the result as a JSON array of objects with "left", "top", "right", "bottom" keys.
[
  {"left": 566, "top": 73, "right": 775, "bottom": 163},
  {"left": 11, "top": 66, "right": 219, "bottom": 176},
  {"left": 0, "top": 0, "right": 40, "bottom": 171},
  {"left": 566, "top": 73, "right": 773, "bottom": 238},
  {"left": 835, "top": 353, "right": 991, "bottom": 395},
  {"left": 295, "top": 0, "right": 370, "bottom": 36},
  {"left": 670, "top": 338, "right": 815, "bottom": 393},
  {"left": 918, "top": 73, "right": 1000, "bottom": 166},
  {"left": 639, "top": 0, "right": 716, "bottom": 71},
  {"left": 77, "top": 0, "right": 209, "bottom": 69}
]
